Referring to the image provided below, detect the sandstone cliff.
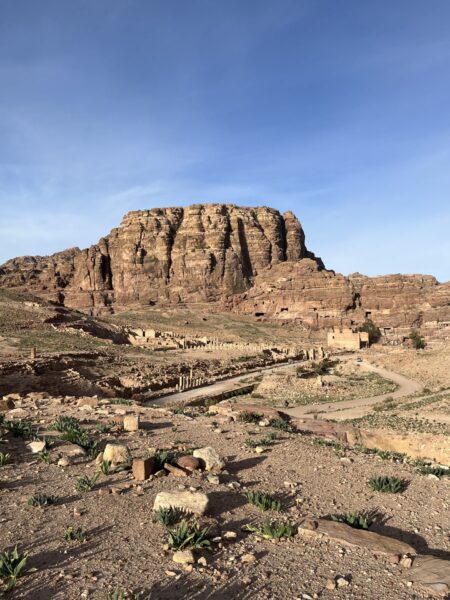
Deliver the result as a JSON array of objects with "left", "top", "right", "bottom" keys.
[{"left": 0, "top": 203, "right": 448, "bottom": 332}]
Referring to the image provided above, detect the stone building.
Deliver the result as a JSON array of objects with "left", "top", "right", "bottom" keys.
[{"left": 327, "top": 328, "right": 369, "bottom": 350}]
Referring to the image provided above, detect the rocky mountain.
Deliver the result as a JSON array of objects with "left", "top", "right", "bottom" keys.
[{"left": 0, "top": 203, "right": 449, "bottom": 332}]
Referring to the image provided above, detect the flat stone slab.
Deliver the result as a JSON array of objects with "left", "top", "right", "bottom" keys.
[
  {"left": 153, "top": 491, "right": 209, "bottom": 515},
  {"left": 298, "top": 519, "right": 416, "bottom": 556},
  {"left": 406, "top": 555, "right": 450, "bottom": 597}
]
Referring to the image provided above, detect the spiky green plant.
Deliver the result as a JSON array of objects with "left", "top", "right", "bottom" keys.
[
  {"left": 0, "top": 546, "right": 33, "bottom": 592},
  {"left": 0, "top": 452, "right": 10, "bottom": 467},
  {"left": 166, "top": 520, "right": 211, "bottom": 551},
  {"left": 368, "top": 476, "right": 408, "bottom": 493},
  {"left": 416, "top": 465, "right": 449, "bottom": 478},
  {"left": 154, "top": 506, "right": 189, "bottom": 527},
  {"left": 52, "top": 416, "right": 81, "bottom": 433},
  {"left": 244, "top": 490, "right": 282, "bottom": 512},
  {"left": 331, "top": 510, "right": 377, "bottom": 530},
  {"left": 75, "top": 472, "right": 99, "bottom": 493},
  {"left": 99, "top": 591, "right": 151, "bottom": 600},
  {"left": 99, "top": 459, "right": 112, "bottom": 475},
  {"left": 96, "top": 423, "right": 112, "bottom": 434},
  {"left": 64, "top": 526, "right": 86, "bottom": 543},
  {"left": 37, "top": 450, "right": 51, "bottom": 464},
  {"left": 270, "top": 418, "right": 294, "bottom": 432},
  {"left": 244, "top": 434, "right": 276, "bottom": 449},
  {"left": 27, "top": 494, "right": 55, "bottom": 508},
  {"left": 238, "top": 411, "right": 263, "bottom": 424},
  {"left": 3, "top": 420, "right": 36, "bottom": 439},
  {"left": 244, "top": 519, "right": 294, "bottom": 539}
]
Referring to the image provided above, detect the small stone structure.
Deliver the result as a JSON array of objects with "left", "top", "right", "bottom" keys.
[{"left": 327, "top": 328, "right": 369, "bottom": 350}]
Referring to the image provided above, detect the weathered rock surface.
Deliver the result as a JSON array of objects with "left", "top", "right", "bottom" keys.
[
  {"left": 153, "top": 491, "right": 209, "bottom": 515},
  {"left": 193, "top": 447, "right": 225, "bottom": 472},
  {"left": 406, "top": 555, "right": 450, "bottom": 597},
  {"left": 103, "top": 443, "right": 132, "bottom": 467},
  {"left": 0, "top": 203, "right": 448, "bottom": 330},
  {"left": 298, "top": 519, "right": 416, "bottom": 556}
]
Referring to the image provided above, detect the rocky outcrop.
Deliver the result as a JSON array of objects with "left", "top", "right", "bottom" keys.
[
  {"left": 0, "top": 204, "right": 321, "bottom": 312},
  {"left": 0, "top": 203, "right": 448, "bottom": 332}
]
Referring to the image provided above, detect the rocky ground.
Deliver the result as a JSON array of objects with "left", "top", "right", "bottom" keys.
[{"left": 0, "top": 392, "right": 449, "bottom": 599}]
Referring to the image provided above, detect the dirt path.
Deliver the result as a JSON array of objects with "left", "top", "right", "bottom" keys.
[
  {"left": 284, "top": 359, "right": 422, "bottom": 421},
  {"left": 152, "top": 360, "right": 302, "bottom": 407}
]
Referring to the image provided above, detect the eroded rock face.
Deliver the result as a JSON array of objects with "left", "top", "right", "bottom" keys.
[
  {"left": 0, "top": 203, "right": 448, "bottom": 330},
  {"left": 0, "top": 204, "right": 318, "bottom": 312}
]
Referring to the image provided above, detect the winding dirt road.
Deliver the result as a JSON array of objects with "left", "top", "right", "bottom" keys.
[{"left": 284, "top": 359, "right": 422, "bottom": 421}]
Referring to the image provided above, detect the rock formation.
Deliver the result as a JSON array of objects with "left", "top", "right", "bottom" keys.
[{"left": 0, "top": 203, "right": 448, "bottom": 332}]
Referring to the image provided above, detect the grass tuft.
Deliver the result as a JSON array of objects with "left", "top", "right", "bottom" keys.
[
  {"left": 244, "top": 490, "right": 282, "bottom": 512},
  {"left": 368, "top": 476, "right": 408, "bottom": 493}
]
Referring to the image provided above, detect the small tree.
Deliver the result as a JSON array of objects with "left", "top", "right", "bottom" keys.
[
  {"left": 358, "top": 319, "right": 381, "bottom": 344},
  {"left": 409, "top": 329, "right": 426, "bottom": 350}
]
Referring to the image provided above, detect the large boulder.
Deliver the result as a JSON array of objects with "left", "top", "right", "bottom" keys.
[
  {"left": 153, "top": 491, "right": 209, "bottom": 515},
  {"left": 406, "top": 555, "right": 450, "bottom": 597},
  {"left": 103, "top": 443, "right": 132, "bottom": 467},
  {"left": 193, "top": 447, "right": 225, "bottom": 472}
]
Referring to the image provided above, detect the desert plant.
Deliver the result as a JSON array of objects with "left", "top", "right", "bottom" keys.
[
  {"left": 166, "top": 520, "right": 211, "bottom": 551},
  {"left": 0, "top": 546, "right": 32, "bottom": 592},
  {"left": 238, "top": 411, "right": 263, "bottom": 424},
  {"left": 37, "top": 450, "right": 51, "bottom": 464},
  {"left": 244, "top": 519, "right": 294, "bottom": 539},
  {"left": 244, "top": 434, "right": 276, "bottom": 449},
  {"left": 154, "top": 506, "right": 189, "bottom": 527},
  {"left": 110, "top": 398, "right": 131, "bottom": 406},
  {"left": 99, "top": 591, "right": 152, "bottom": 600},
  {"left": 244, "top": 490, "right": 282, "bottom": 512},
  {"left": 64, "top": 526, "right": 86, "bottom": 542},
  {"left": 331, "top": 510, "right": 377, "bottom": 530},
  {"left": 358, "top": 318, "right": 381, "bottom": 344},
  {"left": 270, "top": 418, "right": 294, "bottom": 432},
  {"left": 75, "top": 472, "right": 99, "bottom": 493},
  {"left": 409, "top": 329, "right": 426, "bottom": 350},
  {"left": 99, "top": 459, "right": 112, "bottom": 475},
  {"left": 52, "top": 415, "right": 81, "bottom": 433},
  {"left": 416, "top": 465, "right": 449, "bottom": 478},
  {"left": 28, "top": 493, "right": 55, "bottom": 508},
  {"left": 96, "top": 423, "right": 112, "bottom": 434},
  {"left": 0, "top": 452, "right": 10, "bottom": 467},
  {"left": 4, "top": 419, "right": 36, "bottom": 438},
  {"left": 368, "top": 476, "right": 408, "bottom": 493}
]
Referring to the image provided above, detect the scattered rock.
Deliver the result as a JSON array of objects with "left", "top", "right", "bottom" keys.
[
  {"left": 241, "top": 553, "right": 256, "bottom": 563},
  {"left": 406, "top": 555, "right": 450, "bottom": 597},
  {"left": 28, "top": 440, "right": 46, "bottom": 454},
  {"left": 164, "top": 463, "right": 188, "bottom": 477},
  {"left": 123, "top": 414, "right": 140, "bottom": 432},
  {"left": 173, "top": 550, "right": 195, "bottom": 565},
  {"left": 177, "top": 456, "right": 202, "bottom": 471},
  {"left": 103, "top": 443, "right": 131, "bottom": 467},
  {"left": 193, "top": 447, "right": 225, "bottom": 472},
  {"left": 0, "top": 398, "right": 15, "bottom": 412},
  {"left": 153, "top": 491, "right": 209, "bottom": 515},
  {"left": 132, "top": 457, "right": 156, "bottom": 481}
]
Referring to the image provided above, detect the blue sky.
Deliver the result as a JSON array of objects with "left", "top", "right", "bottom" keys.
[{"left": 0, "top": 0, "right": 449, "bottom": 281}]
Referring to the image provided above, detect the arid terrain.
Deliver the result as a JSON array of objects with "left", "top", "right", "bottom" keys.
[{"left": 0, "top": 205, "right": 449, "bottom": 599}]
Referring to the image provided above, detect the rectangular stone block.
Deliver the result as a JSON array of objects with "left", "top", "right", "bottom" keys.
[
  {"left": 123, "top": 414, "right": 140, "bottom": 432},
  {"left": 132, "top": 457, "right": 155, "bottom": 481}
]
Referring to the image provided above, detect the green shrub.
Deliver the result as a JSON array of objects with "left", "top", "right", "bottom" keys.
[
  {"left": 99, "top": 459, "right": 112, "bottom": 475},
  {"left": 3, "top": 420, "right": 36, "bottom": 439},
  {"left": 75, "top": 473, "right": 99, "bottom": 493},
  {"left": 0, "top": 452, "right": 10, "bottom": 467},
  {"left": 239, "top": 411, "right": 263, "bottom": 424},
  {"left": 37, "top": 450, "right": 51, "bottom": 464},
  {"left": 270, "top": 418, "right": 294, "bottom": 432},
  {"left": 331, "top": 510, "right": 377, "bottom": 529},
  {"left": 52, "top": 416, "right": 81, "bottom": 433},
  {"left": 0, "top": 546, "right": 33, "bottom": 592},
  {"left": 64, "top": 526, "right": 86, "bottom": 543},
  {"left": 368, "top": 476, "right": 408, "bottom": 493},
  {"left": 358, "top": 319, "right": 381, "bottom": 344},
  {"left": 154, "top": 506, "right": 189, "bottom": 527},
  {"left": 244, "top": 519, "right": 294, "bottom": 539},
  {"left": 409, "top": 329, "right": 426, "bottom": 350},
  {"left": 166, "top": 520, "right": 211, "bottom": 551},
  {"left": 27, "top": 494, "right": 55, "bottom": 508},
  {"left": 244, "top": 490, "right": 282, "bottom": 512},
  {"left": 416, "top": 465, "right": 449, "bottom": 478}
]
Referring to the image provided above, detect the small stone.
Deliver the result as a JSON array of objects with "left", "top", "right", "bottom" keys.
[
  {"left": 177, "top": 456, "right": 202, "bottom": 471},
  {"left": 28, "top": 440, "right": 46, "bottom": 454},
  {"left": 241, "top": 553, "right": 256, "bottom": 563},
  {"left": 153, "top": 491, "right": 209, "bottom": 515},
  {"left": 254, "top": 446, "right": 264, "bottom": 454},
  {"left": 325, "top": 579, "right": 337, "bottom": 590},
  {"left": 223, "top": 531, "right": 237, "bottom": 540},
  {"left": 197, "top": 556, "right": 207, "bottom": 566},
  {"left": 165, "top": 463, "right": 188, "bottom": 477},
  {"left": 123, "top": 414, "right": 140, "bottom": 432},
  {"left": 400, "top": 556, "right": 413, "bottom": 569},
  {"left": 389, "top": 554, "right": 401, "bottom": 565},
  {"left": 165, "top": 570, "right": 177, "bottom": 577},
  {"left": 336, "top": 576, "right": 349, "bottom": 588},
  {"left": 58, "top": 457, "right": 71, "bottom": 467},
  {"left": 173, "top": 550, "right": 195, "bottom": 565},
  {"left": 207, "top": 474, "right": 220, "bottom": 485}
]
